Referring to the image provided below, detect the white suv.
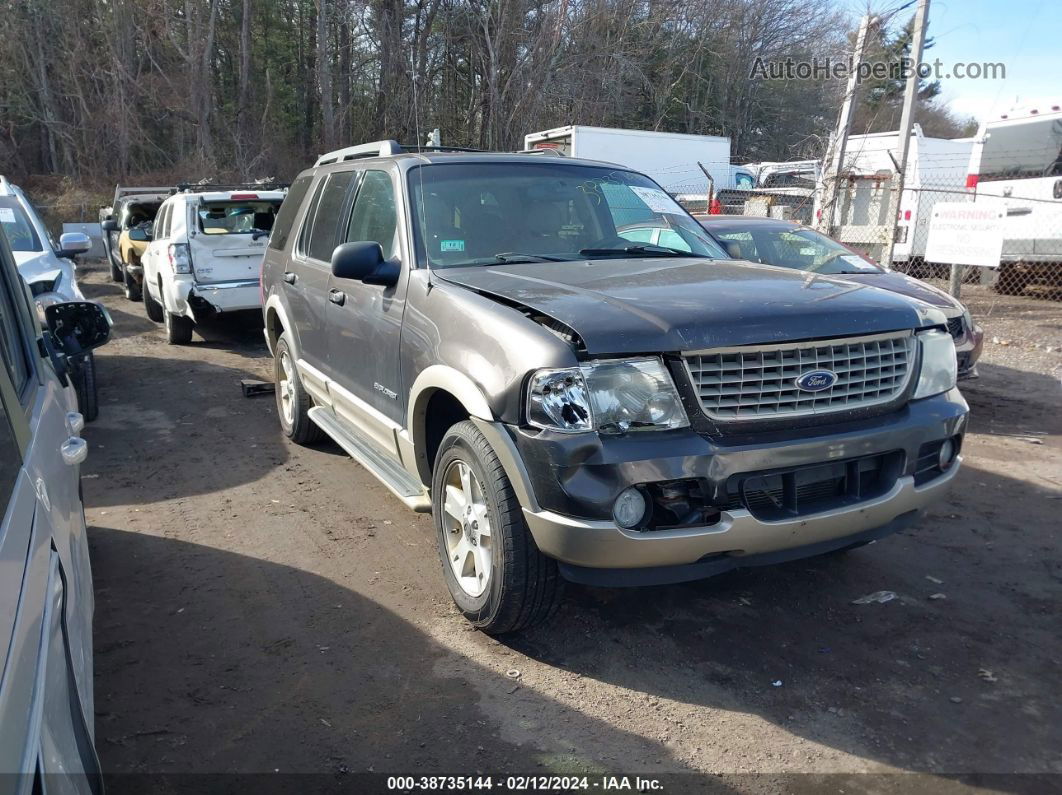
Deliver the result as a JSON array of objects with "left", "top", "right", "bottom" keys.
[{"left": 141, "top": 186, "right": 286, "bottom": 343}]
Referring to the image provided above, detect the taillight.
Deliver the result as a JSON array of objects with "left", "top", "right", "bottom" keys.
[
  {"left": 965, "top": 174, "right": 980, "bottom": 190},
  {"left": 168, "top": 243, "right": 192, "bottom": 274},
  {"left": 903, "top": 210, "right": 912, "bottom": 221},
  {"left": 230, "top": 193, "right": 259, "bottom": 200}
]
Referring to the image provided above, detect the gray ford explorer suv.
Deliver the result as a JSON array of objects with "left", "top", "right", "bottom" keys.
[{"left": 262, "top": 141, "right": 967, "bottom": 634}]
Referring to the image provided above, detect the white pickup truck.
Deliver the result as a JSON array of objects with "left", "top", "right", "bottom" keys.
[{"left": 141, "top": 186, "right": 286, "bottom": 343}]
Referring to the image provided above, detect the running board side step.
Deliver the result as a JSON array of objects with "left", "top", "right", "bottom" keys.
[{"left": 308, "top": 407, "right": 431, "bottom": 512}]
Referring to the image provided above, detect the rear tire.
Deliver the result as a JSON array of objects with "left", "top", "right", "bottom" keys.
[
  {"left": 164, "top": 309, "right": 194, "bottom": 345},
  {"left": 274, "top": 332, "right": 324, "bottom": 444},
  {"left": 432, "top": 420, "right": 563, "bottom": 634},
  {"left": 73, "top": 351, "right": 99, "bottom": 422},
  {"left": 144, "top": 282, "right": 164, "bottom": 322}
]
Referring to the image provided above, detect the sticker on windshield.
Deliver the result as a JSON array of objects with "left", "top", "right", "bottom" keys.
[
  {"left": 630, "top": 186, "right": 684, "bottom": 215},
  {"left": 441, "top": 240, "right": 465, "bottom": 252},
  {"left": 0, "top": 208, "right": 15, "bottom": 223},
  {"left": 840, "top": 254, "right": 879, "bottom": 271}
]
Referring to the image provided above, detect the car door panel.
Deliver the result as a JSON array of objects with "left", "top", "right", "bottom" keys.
[{"left": 327, "top": 168, "right": 409, "bottom": 453}]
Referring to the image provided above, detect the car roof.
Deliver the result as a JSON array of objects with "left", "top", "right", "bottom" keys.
[{"left": 310, "top": 150, "right": 632, "bottom": 175}]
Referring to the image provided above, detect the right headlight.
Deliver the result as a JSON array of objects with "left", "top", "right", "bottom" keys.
[
  {"left": 527, "top": 357, "right": 689, "bottom": 434},
  {"left": 912, "top": 329, "right": 957, "bottom": 399}
]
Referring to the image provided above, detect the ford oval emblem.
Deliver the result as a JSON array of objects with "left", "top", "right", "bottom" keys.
[{"left": 795, "top": 370, "right": 837, "bottom": 392}]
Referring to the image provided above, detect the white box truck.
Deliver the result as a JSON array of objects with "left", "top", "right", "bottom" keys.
[
  {"left": 524, "top": 125, "right": 748, "bottom": 194},
  {"left": 816, "top": 125, "right": 974, "bottom": 266}
]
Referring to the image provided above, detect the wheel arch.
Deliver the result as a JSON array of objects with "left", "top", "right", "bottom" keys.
[
  {"left": 263, "top": 295, "right": 294, "bottom": 358},
  {"left": 406, "top": 366, "right": 494, "bottom": 486}
]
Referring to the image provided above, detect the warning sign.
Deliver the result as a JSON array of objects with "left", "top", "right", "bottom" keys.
[{"left": 923, "top": 202, "right": 1005, "bottom": 268}]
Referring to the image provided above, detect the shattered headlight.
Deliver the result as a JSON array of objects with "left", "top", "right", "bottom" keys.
[{"left": 527, "top": 357, "right": 689, "bottom": 434}]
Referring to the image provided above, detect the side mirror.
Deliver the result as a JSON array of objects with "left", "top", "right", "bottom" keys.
[
  {"left": 128, "top": 227, "right": 150, "bottom": 242},
  {"left": 101, "top": 219, "right": 119, "bottom": 232},
  {"left": 57, "top": 231, "right": 91, "bottom": 258},
  {"left": 44, "top": 301, "right": 112, "bottom": 356},
  {"left": 330, "top": 241, "right": 398, "bottom": 286}
]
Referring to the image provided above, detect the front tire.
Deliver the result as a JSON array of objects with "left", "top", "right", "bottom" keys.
[
  {"left": 72, "top": 351, "right": 99, "bottom": 422},
  {"left": 432, "top": 421, "right": 562, "bottom": 634},
  {"left": 124, "top": 265, "right": 142, "bottom": 301},
  {"left": 110, "top": 256, "right": 123, "bottom": 282},
  {"left": 164, "top": 309, "right": 194, "bottom": 344},
  {"left": 274, "top": 332, "right": 324, "bottom": 444}
]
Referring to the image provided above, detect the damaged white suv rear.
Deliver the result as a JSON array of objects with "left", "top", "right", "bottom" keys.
[{"left": 141, "top": 185, "right": 286, "bottom": 343}]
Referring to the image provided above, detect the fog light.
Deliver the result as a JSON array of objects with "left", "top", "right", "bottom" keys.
[
  {"left": 613, "top": 487, "right": 647, "bottom": 529},
  {"left": 938, "top": 438, "right": 957, "bottom": 470}
]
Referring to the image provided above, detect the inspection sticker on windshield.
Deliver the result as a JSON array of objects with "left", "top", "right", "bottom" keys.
[
  {"left": 0, "top": 208, "right": 15, "bottom": 224},
  {"left": 630, "top": 187, "right": 683, "bottom": 214},
  {"left": 441, "top": 240, "right": 465, "bottom": 252}
]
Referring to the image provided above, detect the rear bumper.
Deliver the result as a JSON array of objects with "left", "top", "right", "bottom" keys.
[{"left": 169, "top": 279, "right": 261, "bottom": 320}]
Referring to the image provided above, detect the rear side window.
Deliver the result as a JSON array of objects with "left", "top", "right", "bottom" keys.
[
  {"left": 345, "top": 170, "right": 398, "bottom": 256},
  {"left": 306, "top": 172, "right": 355, "bottom": 262},
  {"left": 269, "top": 175, "right": 313, "bottom": 251}
]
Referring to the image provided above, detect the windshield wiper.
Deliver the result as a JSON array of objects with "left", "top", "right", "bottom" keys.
[
  {"left": 450, "top": 252, "right": 569, "bottom": 266},
  {"left": 579, "top": 245, "right": 705, "bottom": 259}
]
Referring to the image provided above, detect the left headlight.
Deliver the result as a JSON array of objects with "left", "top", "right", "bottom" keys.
[
  {"left": 527, "top": 357, "right": 689, "bottom": 434},
  {"left": 913, "top": 329, "right": 957, "bottom": 399}
]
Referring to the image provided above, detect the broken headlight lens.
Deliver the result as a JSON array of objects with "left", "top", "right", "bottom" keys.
[{"left": 527, "top": 357, "right": 689, "bottom": 434}]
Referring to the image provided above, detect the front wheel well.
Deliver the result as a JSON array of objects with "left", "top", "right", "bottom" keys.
[
  {"left": 265, "top": 307, "right": 285, "bottom": 352},
  {"left": 421, "top": 390, "right": 470, "bottom": 478}
]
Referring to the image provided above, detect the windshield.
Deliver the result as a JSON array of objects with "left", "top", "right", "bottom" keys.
[
  {"left": 0, "top": 199, "right": 43, "bottom": 252},
  {"left": 409, "top": 162, "right": 725, "bottom": 268},
  {"left": 197, "top": 200, "right": 282, "bottom": 235},
  {"left": 709, "top": 224, "right": 883, "bottom": 275}
]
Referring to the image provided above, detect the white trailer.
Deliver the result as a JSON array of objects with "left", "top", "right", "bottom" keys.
[
  {"left": 964, "top": 105, "right": 1062, "bottom": 293},
  {"left": 817, "top": 125, "right": 974, "bottom": 264},
  {"left": 523, "top": 126, "right": 746, "bottom": 194}
]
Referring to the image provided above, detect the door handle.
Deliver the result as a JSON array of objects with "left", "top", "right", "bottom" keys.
[
  {"left": 329, "top": 289, "right": 346, "bottom": 306},
  {"left": 283, "top": 271, "right": 297, "bottom": 284},
  {"left": 61, "top": 437, "right": 88, "bottom": 466}
]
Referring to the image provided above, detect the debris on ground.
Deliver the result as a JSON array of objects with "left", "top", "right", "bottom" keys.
[
  {"left": 852, "top": 590, "right": 897, "bottom": 605},
  {"left": 505, "top": 669, "right": 521, "bottom": 679},
  {"left": 978, "top": 669, "right": 998, "bottom": 683},
  {"left": 928, "top": 593, "right": 947, "bottom": 600},
  {"left": 925, "top": 575, "right": 944, "bottom": 585},
  {"left": 771, "top": 680, "right": 783, "bottom": 687},
  {"left": 240, "top": 379, "right": 275, "bottom": 397}
]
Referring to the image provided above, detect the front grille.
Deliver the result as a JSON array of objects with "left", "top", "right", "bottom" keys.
[
  {"left": 724, "top": 451, "right": 903, "bottom": 521},
  {"left": 946, "top": 315, "right": 964, "bottom": 339},
  {"left": 683, "top": 331, "right": 914, "bottom": 421}
]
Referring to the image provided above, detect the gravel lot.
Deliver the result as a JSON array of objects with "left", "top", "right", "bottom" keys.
[{"left": 78, "top": 262, "right": 1061, "bottom": 794}]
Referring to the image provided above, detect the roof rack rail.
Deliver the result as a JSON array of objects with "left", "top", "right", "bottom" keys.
[
  {"left": 399, "top": 144, "right": 484, "bottom": 154},
  {"left": 172, "top": 181, "right": 289, "bottom": 194},
  {"left": 315, "top": 140, "right": 404, "bottom": 166}
]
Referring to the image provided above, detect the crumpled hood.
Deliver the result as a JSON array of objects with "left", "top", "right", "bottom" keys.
[
  {"left": 436, "top": 258, "right": 942, "bottom": 354},
  {"left": 838, "top": 270, "right": 962, "bottom": 313}
]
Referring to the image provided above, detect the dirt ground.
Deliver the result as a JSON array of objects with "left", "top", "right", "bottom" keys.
[{"left": 77, "top": 261, "right": 1061, "bottom": 794}]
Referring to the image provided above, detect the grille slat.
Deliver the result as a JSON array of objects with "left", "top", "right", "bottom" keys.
[{"left": 684, "top": 332, "right": 914, "bottom": 421}]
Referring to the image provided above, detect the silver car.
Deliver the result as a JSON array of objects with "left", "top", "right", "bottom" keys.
[{"left": 0, "top": 225, "right": 110, "bottom": 792}]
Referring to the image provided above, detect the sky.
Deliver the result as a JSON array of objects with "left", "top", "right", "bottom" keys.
[{"left": 843, "top": 0, "right": 1057, "bottom": 123}]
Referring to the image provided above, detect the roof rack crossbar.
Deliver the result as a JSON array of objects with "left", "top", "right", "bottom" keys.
[
  {"left": 172, "top": 181, "right": 289, "bottom": 194},
  {"left": 315, "top": 140, "right": 404, "bottom": 166}
]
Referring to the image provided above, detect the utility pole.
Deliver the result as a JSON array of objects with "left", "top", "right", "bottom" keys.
[
  {"left": 882, "top": 0, "right": 931, "bottom": 272},
  {"left": 816, "top": 13, "right": 874, "bottom": 235}
]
